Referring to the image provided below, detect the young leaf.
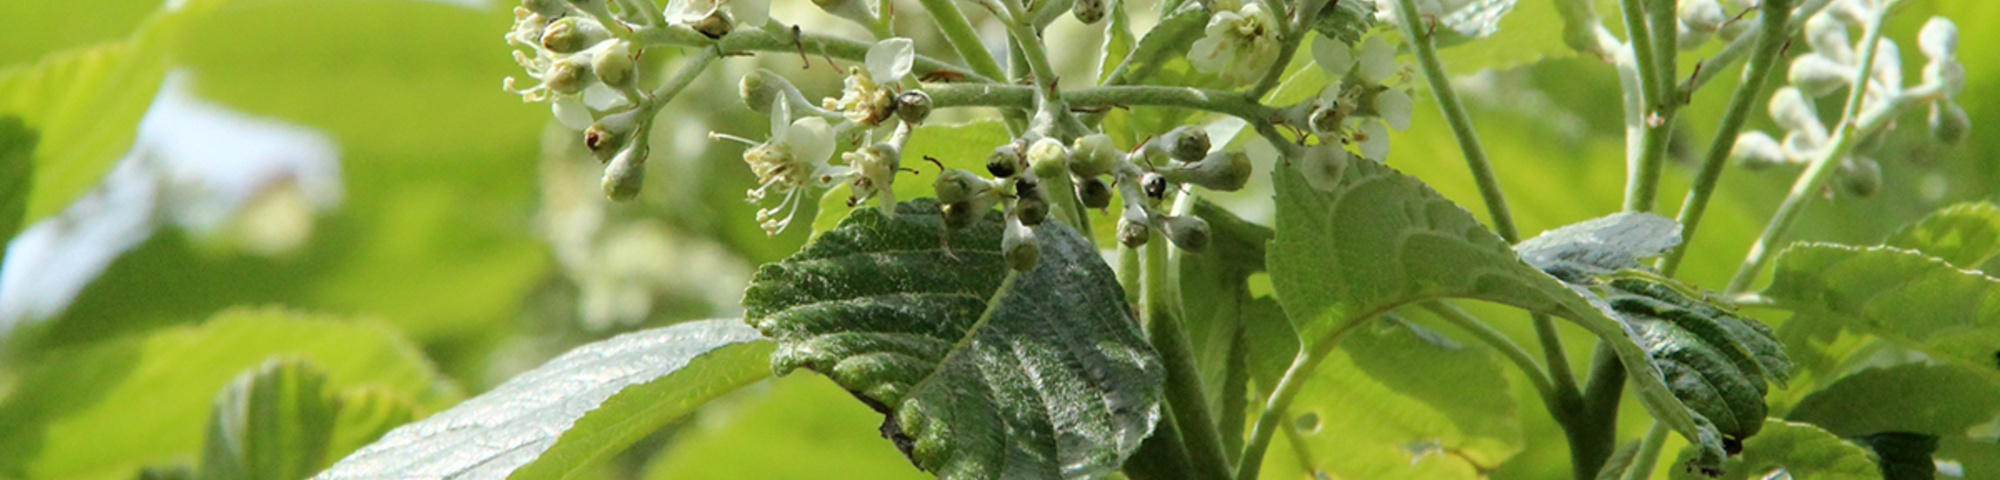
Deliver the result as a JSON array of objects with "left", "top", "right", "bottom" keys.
[
  {"left": 744, "top": 199, "right": 1164, "bottom": 479},
  {"left": 1666, "top": 420, "right": 1882, "bottom": 480},
  {"left": 1764, "top": 244, "right": 2000, "bottom": 383},
  {"left": 1268, "top": 160, "right": 1729, "bottom": 467},
  {"left": 1515, "top": 211, "right": 1681, "bottom": 283},
  {"left": 1786, "top": 363, "right": 2000, "bottom": 438},
  {"left": 199, "top": 359, "right": 339, "bottom": 480},
  {"left": 0, "top": 307, "right": 450, "bottom": 480},
  {"left": 1884, "top": 202, "right": 2000, "bottom": 268},
  {"left": 1607, "top": 279, "right": 1789, "bottom": 441},
  {"left": 314, "top": 319, "right": 772, "bottom": 480}
]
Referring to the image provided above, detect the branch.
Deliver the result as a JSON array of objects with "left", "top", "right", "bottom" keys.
[{"left": 631, "top": 24, "right": 995, "bottom": 83}]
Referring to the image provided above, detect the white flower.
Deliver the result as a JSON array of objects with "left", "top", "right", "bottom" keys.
[
  {"left": 711, "top": 97, "right": 839, "bottom": 235},
  {"left": 823, "top": 67, "right": 896, "bottom": 125},
  {"left": 866, "top": 38, "right": 916, "bottom": 84},
  {"left": 1308, "top": 35, "right": 1411, "bottom": 162},
  {"left": 665, "top": 0, "right": 768, "bottom": 27},
  {"left": 1187, "top": 1, "right": 1281, "bottom": 83}
]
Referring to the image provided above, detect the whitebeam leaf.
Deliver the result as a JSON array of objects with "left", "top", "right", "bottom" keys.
[
  {"left": 1515, "top": 211, "right": 1681, "bottom": 282},
  {"left": 744, "top": 199, "right": 1165, "bottom": 480},
  {"left": 1764, "top": 243, "right": 2000, "bottom": 383},
  {"left": 314, "top": 319, "right": 773, "bottom": 480}
]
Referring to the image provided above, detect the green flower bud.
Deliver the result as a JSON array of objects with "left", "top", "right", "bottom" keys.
[
  {"left": 1117, "top": 209, "right": 1150, "bottom": 247},
  {"left": 1076, "top": 177, "right": 1112, "bottom": 209},
  {"left": 1013, "top": 178, "right": 1049, "bottom": 226},
  {"left": 1161, "top": 151, "right": 1251, "bottom": 191},
  {"left": 602, "top": 145, "right": 648, "bottom": 201},
  {"left": 543, "top": 56, "right": 593, "bottom": 95},
  {"left": 1730, "top": 131, "right": 1788, "bottom": 171},
  {"left": 740, "top": 69, "right": 804, "bottom": 115},
  {"left": 1837, "top": 157, "right": 1882, "bottom": 198},
  {"left": 541, "top": 18, "right": 592, "bottom": 53},
  {"left": 1068, "top": 134, "right": 1119, "bottom": 177},
  {"left": 933, "top": 168, "right": 987, "bottom": 204},
  {"left": 592, "top": 40, "right": 636, "bottom": 88},
  {"left": 986, "top": 144, "right": 1021, "bottom": 178},
  {"left": 1072, "top": 0, "right": 1105, "bottom": 24},
  {"left": 585, "top": 108, "right": 644, "bottom": 161},
  {"left": 1002, "top": 219, "right": 1040, "bottom": 272},
  {"left": 694, "top": 10, "right": 734, "bottom": 39},
  {"left": 1789, "top": 54, "right": 1852, "bottom": 98},
  {"left": 1165, "top": 126, "right": 1210, "bottom": 162},
  {"left": 1026, "top": 137, "right": 1070, "bottom": 178},
  {"left": 895, "top": 90, "right": 932, "bottom": 124},
  {"left": 1931, "top": 99, "right": 1969, "bottom": 146},
  {"left": 941, "top": 201, "right": 985, "bottom": 230},
  {"left": 1161, "top": 215, "right": 1210, "bottom": 252}
]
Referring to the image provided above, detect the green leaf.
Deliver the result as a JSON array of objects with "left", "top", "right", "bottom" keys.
[
  {"left": 1308, "top": 0, "right": 1378, "bottom": 46},
  {"left": 813, "top": 121, "right": 1012, "bottom": 233},
  {"left": 0, "top": 307, "right": 451, "bottom": 480},
  {"left": 313, "top": 319, "right": 773, "bottom": 480},
  {"left": 1607, "top": 278, "right": 1789, "bottom": 440},
  {"left": 324, "top": 388, "right": 415, "bottom": 464},
  {"left": 199, "top": 359, "right": 339, "bottom": 480},
  {"left": 0, "top": 116, "right": 35, "bottom": 244},
  {"left": 1884, "top": 202, "right": 2000, "bottom": 269},
  {"left": 1854, "top": 432, "right": 1939, "bottom": 480},
  {"left": 1668, "top": 420, "right": 1882, "bottom": 480},
  {"left": 1787, "top": 363, "right": 2000, "bottom": 437},
  {"left": 1515, "top": 211, "right": 1681, "bottom": 283},
  {"left": 1594, "top": 440, "right": 1643, "bottom": 480},
  {"left": 0, "top": 39, "right": 162, "bottom": 227},
  {"left": 1279, "top": 317, "right": 1522, "bottom": 478},
  {"left": 641, "top": 375, "right": 930, "bottom": 479},
  {"left": 1097, "top": 0, "right": 1136, "bottom": 84},
  {"left": 1267, "top": 159, "right": 1729, "bottom": 466},
  {"left": 1764, "top": 244, "right": 2000, "bottom": 383},
  {"left": 744, "top": 199, "right": 1164, "bottom": 479},
  {"left": 1427, "top": 0, "right": 1595, "bottom": 72},
  {"left": 1176, "top": 199, "right": 1273, "bottom": 416}
]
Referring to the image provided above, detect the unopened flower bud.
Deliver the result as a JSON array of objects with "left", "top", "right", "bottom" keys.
[
  {"left": 1117, "top": 209, "right": 1150, "bottom": 247},
  {"left": 1930, "top": 100, "right": 1969, "bottom": 146},
  {"left": 1836, "top": 157, "right": 1881, "bottom": 197},
  {"left": 986, "top": 144, "right": 1021, "bottom": 178},
  {"left": 1918, "top": 17, "right": 1957, "bottom": 61},
  {"left": 1805, "top": 14, "right": 1853, "bottom": 63},
  {"left": 1140, "top": 172, "right": 1168, "bottom": 200},
  {"left": 1789, "top": 54, "right": 1852, "bottom": 97},
  {"left": 1731, "top": 131, "right": 1788, "bottom": 170},
  {"left": 592, "top": 40, "right": 636, "bottom": 88},
  {"left": 942, "top": 201, "right": 983, "bottom": 230},
  {"left": 1027, "top": 138, "right": 1071, "bottom": 178},
  {"left": 1077, "top": 177, "right": 1112, "bottom": 209},
  {"left": 585, "top": 108, "right": 644, "bottom": 161},
  {"left": 1002, "top": 218, "right": 1040, "bottom": 272},
  {"left": 1072, "top": 0, "right": 1105, "bottom": 24},
  {"left": 740, "top": 69, "right": 805, "bottom": 114},
  {"left": 1012, "top": 178, "right": 1050, "bottom": 226},
  {"left": 602, "top": 145, "right": 647, "bottom": 201},
  {"left": 1164, "top": 126, "right": 1211, "bottom": 162},
  {"left": 695, "top": 10, "right": 734, "bottom": 39},
  {"left": 1161, "top": 215, "right": 1210, "bottom": 252},
  {"left": 1162, "top": 151, "right": 1252, "bottom": 191},
  {"left": 1681, "top": 0, "right": 1726, "bottom": 35},
  {"left": 895, "top": 90, "right": 932, "bottom": 124},
  {"left": 544, "top": 56, "right": 593, "bottom": 95},
  {"left": 541, "top": 18, "right": 601, "bottom": 53},
  {"left": 1768, "top": 87, "right": 1823, "bottom": 135},
  {"left": 1069, "top": 134, "right": 1119, "bottom": 177},
  {"left": 934, "top": 168, "right": 987, "bottom": 204},
  {"left": 1924, "top": 60, "right": 1965, "bottom": 98}
]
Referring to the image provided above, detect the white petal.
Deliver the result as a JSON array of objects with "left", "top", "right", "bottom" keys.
[
  {"left": 769, "top": 96, "right": 790, "bottom": 135},
  {"left": 731, "top": 0, "right": 769, "bottom": 26},
  {"left": 1299, "top": 144, "right": 1348, "bottom": 191},
  {"left": 789, "top": 117, "right": 836, "bottom": 164},
  {"left": 664, "top": 0, "right": 693, "bottom": 21},
  {"left": 1188, "top": 36, "right": 1232, "bottom": 74},
  {"left": 1357, "top": 36, "right": 1397, "bottom": 84},
  {"left": 1358, "top": 121, "right": 1390, "bottom": 160},
  {"left": 867, "top": 37, "right": 916, "bottom": 82},
  {"left": 553, "top": 96, "right": 594, "bottom": 130},
  {"left": 1376, "top": 89, "right": 1413, "bottom": 130},
  {"left": 1311, "top": 36, "right": 1354, "bottom": 77}
]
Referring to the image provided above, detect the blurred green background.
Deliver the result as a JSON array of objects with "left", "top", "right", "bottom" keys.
[{"left": 0, "top": 0, "right": 1991, "bottom": 479}]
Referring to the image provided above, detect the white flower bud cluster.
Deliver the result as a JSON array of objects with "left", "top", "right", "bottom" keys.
[
  {"left": 1730, "top": 4, "right": 1967, "bottom": 197},
  {"left": 1293, "top": 34, "right": 1414, "bottom": 176},
  {"left": 506, "top": 0, "right": 664, "bottom": 201}
]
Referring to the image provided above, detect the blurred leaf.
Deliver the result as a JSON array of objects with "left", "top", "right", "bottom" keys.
[
  {"left": 199, "top": 359, "right": 339, "bottom": 480},
  {"left": 1937, "top": 436, "right": 2000, "bottom": 479},
  {"left": 1267, "top": 159, "right": 1729, "bottom": 466},
  {"left": 315, "top": 319, "right": 773, "bottom": 480},
  {"left": 324, "top": 388, "right": 415, "bottom": 464},
  {"left": 1764, "top": 244, "right": 2000, "bottom": 383},
  {"left": 1177, "top": 199, "right": 1272, "bottom": 417},
  {"left": 1308, "top": 0, "right": 1377, "bottom": 46},
  {"left": 1667, "top": 420, "right": 1882, "bottom": 480},
  {"left": 1515, "top": 211, "right": 1681, "bottom": 283},
  {"left": 0, "top": 116, "right": 35, "bottom": 245},
  {"left": 0, "top": 0, "right": 159, "bottom": 66},
  {"left": 1427, "top": 0, "right": 1592, "bottom": 72},
  {"left": 813, "top": 121, "right": 1011, "bottom": 234},
  {"left": 1854, "top": 432, "right": 1939, "bottom": 480},
  {"left": 1593, "top": 440, "right": 1642, "bottom": 480},
  {"left": 1884, "top": 202, "right": 2000, "bottom": 269},
  {"left": 744, "top": 200, "right": 1163, "bottom": 479},
  {"left": 1433, "top": 0, "right": 1521, "bottom": 40},
  {"left": 0, "top": 307, "right": 452, "bottom": 480},
  {"left": 1279, "top": 318, "right": 1522, "bottom": 478},
  {"left": 0, "top": 40, "right": 158, "bottom": 228},
  {"left": 1787, "top": 363, "right": 2000, "bottom": 438},
  {"left": 642, "top": 375, "right": 929, "bottom": 479}
]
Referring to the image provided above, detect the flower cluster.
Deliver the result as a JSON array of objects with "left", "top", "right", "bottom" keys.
[
  {"left": 1290, "top": 34, "right": 1413, "bottom": 189},
  {"left": 1731, "top": 4, "right": 1966, "bottom": 197},
  {"left": 1188, "top": 0, "right": 1283, "bottom": 83}
]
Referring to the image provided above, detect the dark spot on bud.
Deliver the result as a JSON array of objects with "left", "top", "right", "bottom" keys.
[
  {"left": 1077, "top": 177, "right": 1112, "bottom": 209},
  {"left": 987, "top": 155, "right": 1017, "bottom": 178},
  {"left": 1142, "top": 173, "right": 1167, "bottom": 200}
]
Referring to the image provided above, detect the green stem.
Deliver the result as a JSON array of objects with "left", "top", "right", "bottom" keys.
[
  {"left": 1237, "top": 351, "right": 1321, "bottom": 480},
  {"left": 1393, "top": 0, "right": 1518, "bottom": 241},
  {"left": 1246, "top": 0, "right": 1324, "bottom": 98},
  {"left": 1420, "top": 301, "right": 1557, "bottom": 412},
  {"left": 1658, "top": 0, "right": 1795, "bottom": 277},
  {"left": 1619, "top": 423, "right": 1672, "bottom": 480},
  {"left": 1570, "top": 343, "right": 1627, "bottom": 480},
  {"left": 1143, "top": 237, "right": 1233, "bottom": 480},
  {"left": 914, "top": 0, "right": 1008, "bottom": 83},
  {"left": 1725, "top": 1, "right": 1896, "bottom": 294},
  {"left": 631, "top": 25, "right": 994, "bottom": 82},
  {"left": 1685, "top": 0, "right": 1837, "bottom": 95},
  {"left": 1620, "top": 0, "right": 1676, "bottom": 213},
  {"left": 1553, "top": 0, "right": 1618, "bottom": 58},
  {"left": 926, "top": 84, "right": 1277, "bottom": 123}
]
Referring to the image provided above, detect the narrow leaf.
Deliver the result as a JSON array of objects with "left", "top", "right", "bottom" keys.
[
  {"left": 199, "top": 359, "right": 339, "bottom": 480},
  {"left": 745, "top": 199, "right": 1164, "bottom": 479},
  {"left": 1884, "top": 202, "right": 2000, "bottom": 268},
  {"left": 1764, "top": 244, "right": 2000, "bottom": 382},
  {"left": 314, "top": 319, "right": 773, "bottom": 480},
  {"left": 1667, "top": 420, "right": 1882, "bottom": 480}
]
